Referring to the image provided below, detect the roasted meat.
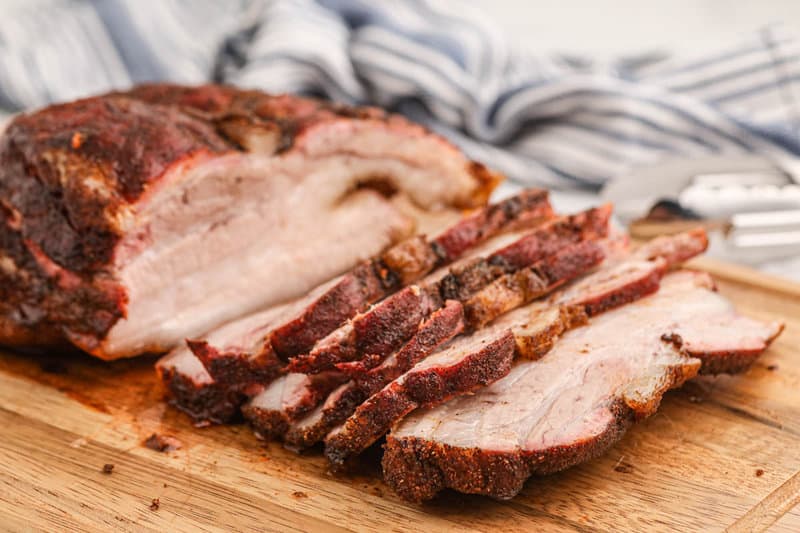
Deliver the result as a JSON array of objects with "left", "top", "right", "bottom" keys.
[
  {"left": 0, "top": 84, "right": 502, "bottom": 359},
  {"left": 321, "top": 230, "right": 707, "bottom": 464},
  {"left": 157, "top": 190, "right": 552, "bottom": 423},
  {"left": 383, "top": 271, "right": 783, "bottom": 502}
]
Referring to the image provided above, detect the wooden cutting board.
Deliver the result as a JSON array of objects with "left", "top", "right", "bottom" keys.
[{"left": 0, "top": 258, "right": 798, "bottom": 532}]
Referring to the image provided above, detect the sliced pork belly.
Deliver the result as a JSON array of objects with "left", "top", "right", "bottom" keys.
[
  {"left": 288, "top": 205, "right": 611, "bottom": 375},
  {"left": 193, "top": 190, "right": 551, "bottom": 386},
  {"left": 325, "top": 324, "right": 518, "bottom": 467},
  {"left": 383, "top": 271, "right": 783, "bottom": 502},
  {"left": 241, "top": 371, "right": 349, "bottom": 438},
  {"left": 248, "top": 301, "right": 466, "bottom": 441},
  {"left": 475, "top": 229, "right": 708, "bottom": 361},
  {"left": 247, "top": 217, "right": 609, "bottom": 443},
  {"left": 461, "top": 227, "right": 707, "bottom": 331},
  {"left": 0, "top": 84, "right": 506, "bottom": 359},
  {"left": 320, "top": 229, "right": 708, "bottom": 463},
  {"left": 267, "top": 188, "right": 551, "bottom": 359},
  {"left": 338, "top": 300, "right": 467, "bottom": 386},
  {"left": 322, "top": 242, "right": 606, "bottom": 464},
  {"left": 283, "top": 239, "right": 604, "bottom": 450},
  {"left": 155, "top": 302, "right": 299, "bottom": 422},
  {"left": 159, "top": 190, "right": 551, "bottom": 423}
]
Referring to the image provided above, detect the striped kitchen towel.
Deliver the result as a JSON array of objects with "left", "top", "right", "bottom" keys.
[{"left": 1, "top": 0, "right": 799, "bottom": 189}]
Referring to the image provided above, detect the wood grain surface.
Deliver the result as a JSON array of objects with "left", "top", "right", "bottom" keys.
[{"left": 0, "top": 259, "right": 797, "bottom": 532}]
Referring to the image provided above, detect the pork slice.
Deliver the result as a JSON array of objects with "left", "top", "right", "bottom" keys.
[
  {"left": 243, "top": 299, "right": 462, "bottom": 440},
  {"left": 383, "top": 271, "right": 784, "bottom": 502},
  {"left": 286, "top": 284, "right": 443, "bottom": 374},
  {"left": 325, "top": 324, "right": 517, "bottom": 467},
  {"left": 463, "top": 239, "right": 606, "bottom": 329},
  {"left": 460, "top": 226, "right": 708, "bottom": 332},
  {"left": 282, "top": 301, "right": 465, "bottom": 449},
  {"left": 324, "top": 231, "right": 707, "bottom": 464},
  {"left": 338, "top": 300, "right": 467, "bottom": 386},
  {"left": 156, "top": 280, "right": 345, "bottom": 422},
  {"left": 322, "top": 241, "right": 605, "bottom": 465},
  {"left": 287, "top": 205, "right": 610, "bottom": 374},
  {"left": 634, "top": 227, "right": 709, "bottom": 265},
  {"left": 155, "top": 302, "right": 297, "bottom": 422},
  {"left": 484, "top": 229, "right": 708, "bottom": 360},
  {"left": 0, "top": 83, "right": 506, "bottom": 360},
  {"left": 242, "top": 371, "right": 349, "bottom": 439}
]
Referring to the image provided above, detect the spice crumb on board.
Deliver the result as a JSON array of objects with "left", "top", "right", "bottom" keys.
[
  {"left": 756, "top": 469, "right": 765, "bottom": 477},
  {"left": 766, "top": 364, "right": 779, "bottom": 371},
  {"left": 149, "top": 498, "right": 160, "bottom": 511},
  {"left": 102, "top": 463, "right": 114, "bottom": 474},
  {"left": 613, "top": 462, "right": 635, "bottom": 474},
  {"left": 144, "top": 433, "right": 182, "bottom": 452},
  {"left": 292, "top": 491, "right": 308, "bottom": 499}
]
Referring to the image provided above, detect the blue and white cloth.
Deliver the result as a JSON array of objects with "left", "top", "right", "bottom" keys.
[{"left": 2, "top": 0, "right": 799, "bottom": 189}]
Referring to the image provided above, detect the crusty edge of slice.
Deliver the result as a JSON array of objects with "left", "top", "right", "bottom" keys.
[
  {"left": 324, "top": 331, "right": 517, "bottom": 467},
  {"left": 381, "top": 352, "right": 698, "bottom": 503},
  {"left": 381, "top": 294, "right": 782, "bottom": 503},
  {"left": 282, "top": 301, "right": 465, "bottom": 448}
]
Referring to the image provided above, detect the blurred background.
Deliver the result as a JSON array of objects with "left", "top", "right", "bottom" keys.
[
  {"left": 2, "top": 0, "right": 799, "bottom": 278},
  {"left": 482, "top": 0, "right": 800, "bottom": 60}
]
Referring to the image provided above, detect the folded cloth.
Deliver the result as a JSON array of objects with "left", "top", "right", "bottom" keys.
[{"left": 1, "top": 0, "right": 799, "bottom": 189}]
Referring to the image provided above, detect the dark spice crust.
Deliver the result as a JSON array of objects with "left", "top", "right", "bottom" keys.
[
  {"left": 284, "top": 301, "right": 465, "bottom": 448},
  {"left": 287, "top": 285, "right": 441, "bottom": 374},
  {"left": 269, "top": 261, "right": 390, "bottom": 359},
  {"left": 2, "top": 94, "right": 231, "bottom": 270},
  {"left": 187, "top": 339, "right": 283, "bottom": 397},
  {"left": 0, "top": 215, "right": 129, "bottom": 352},
  {"left": 0, "top": 93, "right": 231, "bottom": 348},
  {"left": 341, "top": 300, "right": 466, "bottom": 388},
  {"left": 244, "top": 408, "right": 292, "bottom": 439},
  {"left": 159, "top": 368, "right": 244, "bottom": 425},
  {"left": 284, "top": 384, "right": 367, "bottom": 449},
  {"left": 464, "top": 240, "right": 605, "bottom": 329},
  {"left": 431, "top": 188, "right": 552, "bottom": 263},
  {"left": 243, "top": 372, "right": 349, "bottom": 439},
  {"left": 287, "top": 202, "right": 601, "bottom": 375},
  {"left": 324, "top": 332, "right": 515, "bottom": 467}
]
